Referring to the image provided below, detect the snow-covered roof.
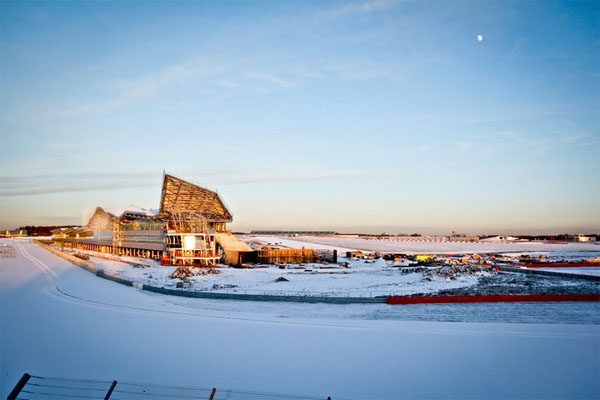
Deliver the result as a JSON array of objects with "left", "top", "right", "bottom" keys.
[{"left": 102, "top": 205, "right": 159, "bottom": 218}]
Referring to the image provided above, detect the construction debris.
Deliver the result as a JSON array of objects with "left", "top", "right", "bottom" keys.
[
  {"left": 212, "top": 284, "right": 237, "bottom": 289},
  {"left": 170, "top": 267, "right": 219, "bottom": 279},
  {"left": 398, "top": 265, "right": 495, "bottom": 281}
]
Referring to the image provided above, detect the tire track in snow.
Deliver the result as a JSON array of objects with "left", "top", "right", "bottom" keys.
[
  {"left": 17, "top": 241, "right": 600, "bottom": 339},
  {"left": 19, "top": 242, "right": 400, "bottom": 330}
]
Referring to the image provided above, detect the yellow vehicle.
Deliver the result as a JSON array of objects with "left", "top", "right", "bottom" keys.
[{"left": 416, "top": 254, "right": 434, "bottom": 262}]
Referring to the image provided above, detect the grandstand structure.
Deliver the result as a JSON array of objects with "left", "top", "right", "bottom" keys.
[{"left": 52, "top": 173, "right": 253, "bottom": 266}]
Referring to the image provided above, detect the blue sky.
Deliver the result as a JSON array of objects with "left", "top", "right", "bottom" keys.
[{"left": 1, "top": 0, "right": 598, "bottom": 234}]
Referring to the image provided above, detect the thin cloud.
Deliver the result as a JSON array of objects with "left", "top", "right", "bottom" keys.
[
  {"left": 246, "top": 72, "right": 294, "bottom": 89},
  {"left": 0, "top": 168, "right": 236, "bottom": 196},
  {"left": 456, "top": 141, "right": 474, "bottom": 152},
  {"left": 0, "top": 169, "right": 385, "bottom": 196},
  {"left": 212, "top": 79, "right": 246, "bottom": 89},
  {"left": 0, "top": 182, "right": 155, "bottom": 197},
  {"left": 492, "top": 131, "right": 556, "bottom": 151},
  {"left": 317, "top": 0, "right": 403, "bottom": 20},
  {"left": 223, "top": 171, "right": 375, "bottom": 185},
  {"left": 323, "top": 60, "right": 394, "bottom": 81}
]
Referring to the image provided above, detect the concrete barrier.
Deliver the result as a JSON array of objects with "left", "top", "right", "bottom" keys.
[
  {"left": 96, "top": 270, "right": 133, "bottom": 287},
  {"left": 35, "top": 240, "right": 98, "bottom": 274}
]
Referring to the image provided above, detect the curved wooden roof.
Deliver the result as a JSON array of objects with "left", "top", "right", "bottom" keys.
[{"left": 159, "top": 174, "right": 232, "bottom": 222}]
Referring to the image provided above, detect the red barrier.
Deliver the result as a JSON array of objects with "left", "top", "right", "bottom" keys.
[
  {"left": 519, "top": 262, "right": 599, "bottom": 268},
  {"left": 386, "top": 294, "right": 600, "bottom": 305}
]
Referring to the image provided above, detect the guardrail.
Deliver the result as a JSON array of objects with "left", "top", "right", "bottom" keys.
[
  {"left": 7, "top": 373, "right": 338, "bottom": 400},
  {"left": 387, "top": 294, "right": 600, "bottom": 305}
]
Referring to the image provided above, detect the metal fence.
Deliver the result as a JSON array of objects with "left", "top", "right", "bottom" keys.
[
  {"left": 8, "top": 374, "right": 340, "bottom": 400},
  {"left": 139, "top": 279, "right": 407, "bottom": 298},
  {"left": 140, "top": 283, "right": 387, "bottom": 304}
]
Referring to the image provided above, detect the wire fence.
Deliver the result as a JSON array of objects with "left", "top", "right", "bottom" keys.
[
  {"left": 138, "top": 281, "right": 390, "bottom": 303},
  {"left": 8, "top": 374, "right": 340, "bottom": 400},
  {"left": 140, "top": 279, "right": 408, "bottom": 298}
]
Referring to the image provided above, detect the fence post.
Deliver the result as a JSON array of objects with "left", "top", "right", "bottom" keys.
[
  {"left": 7, "top": 373, "right": 31, "bottom": 400},
  {"left": 104, "top": 380, "right": 117, "bottom": 399},
  {"left": 209, "top": 387, "right": 217, "bottom": 400}
]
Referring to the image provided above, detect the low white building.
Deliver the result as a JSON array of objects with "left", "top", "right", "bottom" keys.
[{"left": 576, "top": 234, "right": 596, "bottom": 242}]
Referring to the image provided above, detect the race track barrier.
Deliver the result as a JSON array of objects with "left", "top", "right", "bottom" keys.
[
  {"left": 520, "top": 262, "right": 599, "bottom": 268},
  {"left": 142, "top": 284, "right": 387, "bottom": 304},
  {"left": 35, "top": 240, "right": 98, "bottom": 274},
  {"left": 387, "top": 294, "right": 600, "bottom": 305}
]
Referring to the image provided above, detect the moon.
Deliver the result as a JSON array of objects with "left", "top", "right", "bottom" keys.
[{"left": 477, "top": 34, "right": 483, "bottom": 42}]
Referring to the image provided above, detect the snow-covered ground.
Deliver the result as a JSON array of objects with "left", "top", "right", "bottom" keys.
[
  {"left": 47, "top": 236, "right": 600, "bottom": 297},
  {"left": 1, "top": 238, "right": 599, "bottom": 399},
  {"left": 82, "top": 253, "right": 487, "bottom": 297},
  {"left": 248, "top": 234, "right": 600, "bottom": 254}
]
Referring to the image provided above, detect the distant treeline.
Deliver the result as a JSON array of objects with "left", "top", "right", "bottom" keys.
[{"left": 18, "top": 225, "right": 79, "bottom": 236}]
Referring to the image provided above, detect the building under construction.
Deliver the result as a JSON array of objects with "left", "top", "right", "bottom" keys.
[{"left": 52, "top": 174, "right": 255, "bottom": 266}]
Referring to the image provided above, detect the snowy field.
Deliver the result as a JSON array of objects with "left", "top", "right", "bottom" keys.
[
  {"left": 249, "top": 234, "right": 600, "bottom": 254},
  {"left": 59, "top": 245, "right": 599, "bottom": 298},
  {"left": 1, "top": 238, "right": 599, "bottom": 399},
  {"left": 78, "top": 252, "right": 487, "bottom": 297}
]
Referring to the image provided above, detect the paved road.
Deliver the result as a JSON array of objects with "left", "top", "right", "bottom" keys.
[{"left": 1, "top": 240, "right": 599, "bottom": 399}]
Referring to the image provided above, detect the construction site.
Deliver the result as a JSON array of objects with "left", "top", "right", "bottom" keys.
[{"left": 50, "top": 173, "right": 313, "bottom": 267}]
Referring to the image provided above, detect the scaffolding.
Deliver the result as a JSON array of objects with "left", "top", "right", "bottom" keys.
[
  {"left": 169, "top": 211, "right": 209, "bottom": 233},
  {"left": 165, "top": 211, "right": 220, "bottom": 266},
  {"left": 159, "top": 174, "right": 232, "bottom": 231}
]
